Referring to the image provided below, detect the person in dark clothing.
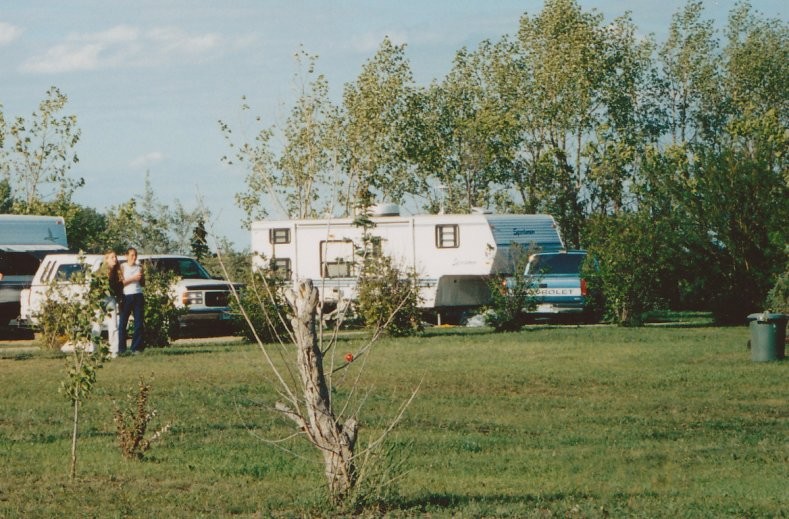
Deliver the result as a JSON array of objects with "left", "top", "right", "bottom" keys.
[{"left": 102, "top": 251, "right": 124, "bottom": 357}]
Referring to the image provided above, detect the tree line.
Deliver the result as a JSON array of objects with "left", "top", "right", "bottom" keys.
[
  {"left": 2, "top": 0, "right": 786, "bottom": 324},
  {"left": 222, "top": 0, "right": 787, "bottom": 324}
]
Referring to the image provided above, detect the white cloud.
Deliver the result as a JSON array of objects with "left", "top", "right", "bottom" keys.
[
  {"left": 0, "top": 21, "right": 23, "bottom": 46},
  {"left": 20, "top": 24, "right": 223, "bottom": 74},
  {"left": 147, "top": 26, "right": 220, "bottom": 56},
  {"left": 22, "top": 42, "right": 104, "bottom": 73},
  {"left": 130, "top": 151, "right": 165, "bottom": 169}
]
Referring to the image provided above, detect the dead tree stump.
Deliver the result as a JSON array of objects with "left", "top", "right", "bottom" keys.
[{"left": 278, "top": 279, "right": 358, "bottom": 502}]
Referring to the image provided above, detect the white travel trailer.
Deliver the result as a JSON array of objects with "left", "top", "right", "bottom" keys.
[
  {"left": 0, "top": 215, "right": 69, "bottom": 327},
  {"left": 250, "top": 208, "right": 563, "bottom": 315}
]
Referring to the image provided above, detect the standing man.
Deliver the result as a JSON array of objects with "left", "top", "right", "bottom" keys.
[{"left": 118, "top": 247, "right": 145, "bottom": 354}]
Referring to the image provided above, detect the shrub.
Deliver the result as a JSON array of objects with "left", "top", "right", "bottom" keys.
[
  {"left": 766, "top": 258, "right": 789, "bottom": 314},
  {"left": 35, "top": 294, "right": 72, "bottom": 350},
  {"left": 113, "top": 376, "right": 171, "bottom": 460},
  {"left": 141, "top": 265, "right": 184, "bottom": 347},
  {"left": 34, "top": 260, "right": 112, "bottom": 350},
  {"left": 484, "top": 244, "right": 535, "bottom": 332},
  {"left": 356, "top": 253, "right": 422, "bottom": 337},
  {"left": 229, "top": 261, "right": 289, "bottom": 344},
  {"left": 585, "top": 212, "right": 674, "bottom": 326}
]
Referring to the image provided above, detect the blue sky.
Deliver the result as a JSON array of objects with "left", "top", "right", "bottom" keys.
[{"left": 0, "top": 1, "right": 784, "bottom": 249}]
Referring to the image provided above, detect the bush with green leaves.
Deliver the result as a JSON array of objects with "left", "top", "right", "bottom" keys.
[
  {"left": 34, "top": 260, "right": 113, "bottom": 350},
  {"left": 766, "top": 257, "right": 789, "bottom": 314},
  {"left": 584, "top": 212, "right": 675, "bottom": 326},
  {"left": 356, "top": 253, "right": 422, "bottom": 337},
  {"left": 229, "top": 261, "right": 289, "bottom": 344},
  {"left": 141, "top": 265, "right": 185, "bottom": 347},
  {"left": 35, "top": 294, "right": 74, "bottom": 350},
  {"left": 484, "top": 244, "right": 536, "bottom": 332}
]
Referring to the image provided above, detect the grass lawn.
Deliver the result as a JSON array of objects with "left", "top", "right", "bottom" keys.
[{"left": 0, "top": 321, "right": 786, "bottom": 517}]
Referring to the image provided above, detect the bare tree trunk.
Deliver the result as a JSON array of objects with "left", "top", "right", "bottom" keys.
[{"left": 279, "top": 280, "right": 358, "bottom": 502}]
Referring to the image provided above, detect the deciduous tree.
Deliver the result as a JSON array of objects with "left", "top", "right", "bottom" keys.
[{"left": 1, "top": 86, "right": 82, "bottom": 213}]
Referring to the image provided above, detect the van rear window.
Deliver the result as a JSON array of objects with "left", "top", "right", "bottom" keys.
[{"left": 529, "top": 254, "right": 586, "bottom": 275}]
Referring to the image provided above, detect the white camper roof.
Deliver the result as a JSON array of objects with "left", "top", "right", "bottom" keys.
[{"left": 0, "top": 214, "right": 69, "bottom": 249}]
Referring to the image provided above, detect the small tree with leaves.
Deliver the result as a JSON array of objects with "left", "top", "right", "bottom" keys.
[
  {"left": 141, "top": 264, "right": 185, "bottom": 347},
  {"left": 356, "top": 251, "right": 422, "bottom": 337},
  {"left": 484, "top": 244, "right": 537, "bottom": 332},
  {"left": 46, "top": 260, "right": 111, "bottom": 480}
]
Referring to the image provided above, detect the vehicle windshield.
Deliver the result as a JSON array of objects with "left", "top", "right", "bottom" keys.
[
  {"left": 528, "top": 253, "right": 586, "bottom": 275},
  {"left": 142, "top": 258, "right": 212, "bottom": 279}
]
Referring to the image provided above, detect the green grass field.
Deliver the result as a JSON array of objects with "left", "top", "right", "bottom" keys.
[{"left": 1, "top": 322, "right": 786, "bottom": 518}]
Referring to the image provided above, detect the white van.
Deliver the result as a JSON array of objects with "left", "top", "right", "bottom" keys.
[{"left": 0, "top": 215, "right": 69, "bottom": 327}]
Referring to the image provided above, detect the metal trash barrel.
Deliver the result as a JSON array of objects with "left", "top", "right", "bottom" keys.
[{"left": 747, "top": 312, "right": 788, "bottom": 362}]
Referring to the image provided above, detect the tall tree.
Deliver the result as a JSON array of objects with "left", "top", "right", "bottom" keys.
[
  {"left": 584, "top": 13, "right": 662, "bottom": 215},
  {"left": 277, "top": 50, "right": 340, "bottom": 218},
  {"left": 168, "top": 199, "right": 206, "bottom": 255},
  {"left": 411, "top": 39, "right": 520, "bottom": 213},
  {"left": 104, "top": 174, "right": 173, "bottom": 254},
  {"left": 1, "top": 86, "right": 82, "bottom": 213},
  {"left": 723, "top": 2, "right": 788, "bottom": 170},
  {"left": 658, "top": 1, "right": 720, "bottom": 146},
  {"left": 513, "top": 0, "right": 609, "bottom": 246},
  {"left": 340, "top": 37, "right": 417, "bottom": 212},
  {"left": 225, "top": 49, "right": 339, "bottom": 222}
]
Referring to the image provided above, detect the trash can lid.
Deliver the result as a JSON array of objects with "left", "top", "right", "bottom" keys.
[{"left": 747, "top": 312, "right": 789, "bottom": 322}]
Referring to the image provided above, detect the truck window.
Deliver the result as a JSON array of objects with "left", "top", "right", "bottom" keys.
[
  {"left": 54, "top": 264, "right": 88, "bottom": 281},
  {"left": 528, "top": 254, "right": 586, "bottom": 275},
  {"left": 140, "top": 258, "right": 212, "bottom": 279}
]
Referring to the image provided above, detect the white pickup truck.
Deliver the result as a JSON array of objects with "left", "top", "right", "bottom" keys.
[{"left": 19, "top": 253, "right": 241, "bottom": 334}]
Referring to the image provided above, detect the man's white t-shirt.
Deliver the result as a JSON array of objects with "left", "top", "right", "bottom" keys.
[{"left": 122, "top": 263, "right": 143, "bottom": 295}]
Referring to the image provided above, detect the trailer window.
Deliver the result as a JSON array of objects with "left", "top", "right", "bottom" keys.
[
  {"left": 321, "top": 240, "right": 354, "bottom": 278},
  {"left": 269, "top": 228, "right": 291, "bottom": 244},
  {"left": 435, "top": 225, "right": 459, "bottom": 248},
  {"left": 271, "top": 258, "right": 291, "bottom": 279}
]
